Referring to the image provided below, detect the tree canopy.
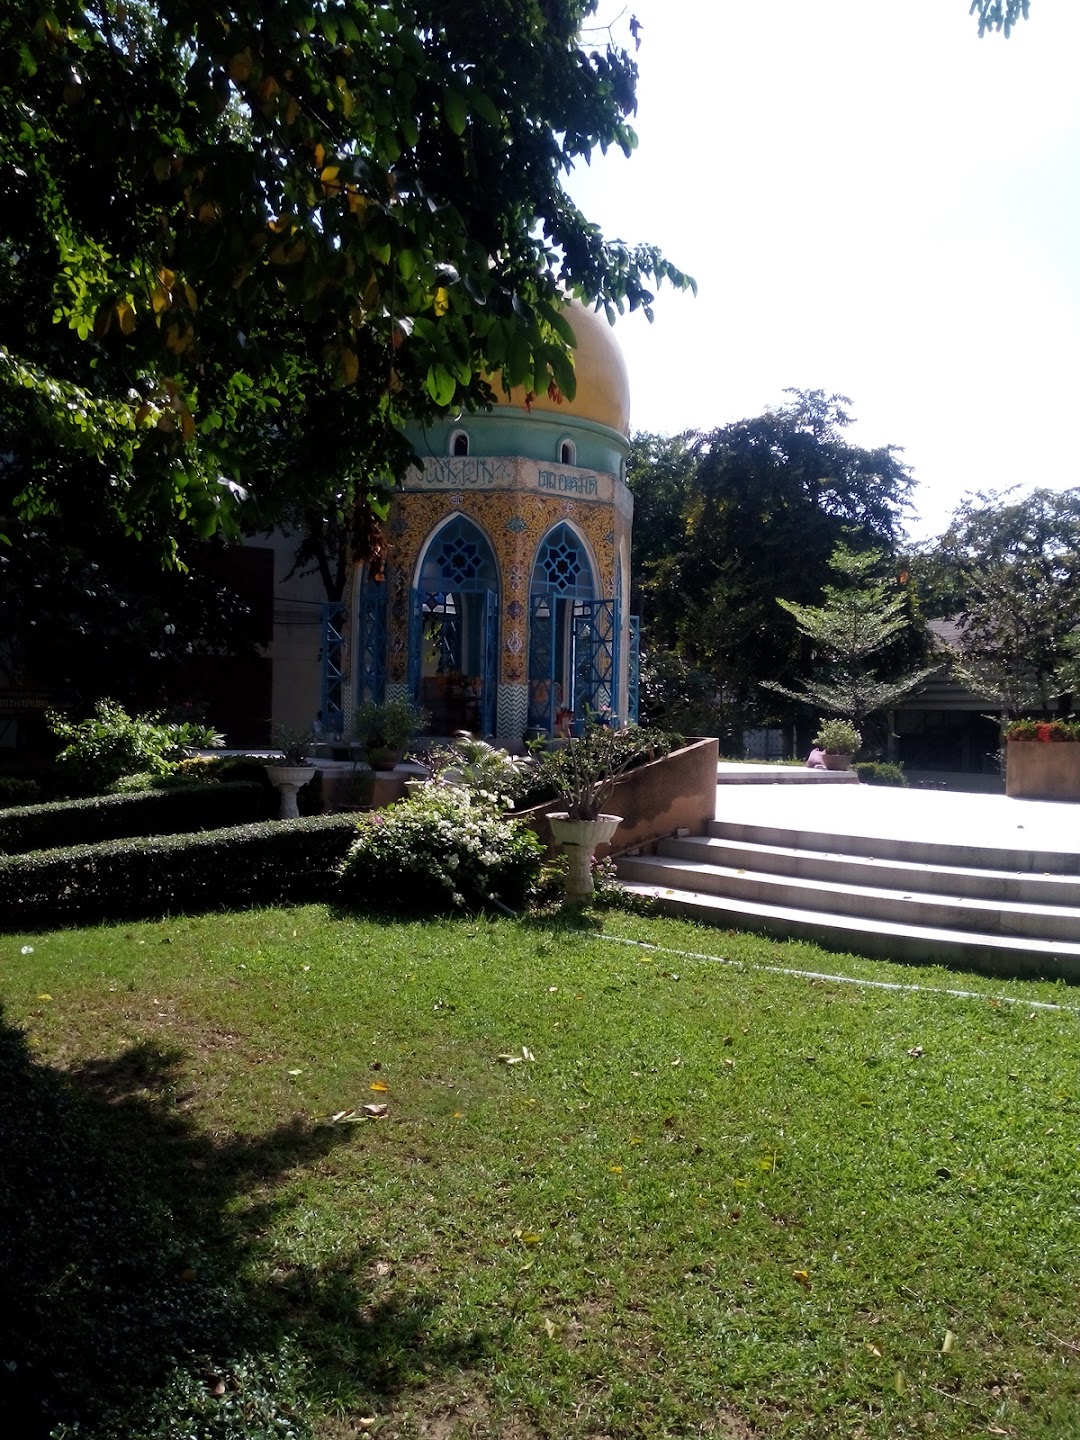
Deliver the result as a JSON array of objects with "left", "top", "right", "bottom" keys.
[
  {"left": 970, "top": 0, "right": 1030, "bottom": 38},
  {"left": 0, "top": 1, "right": 692, "bottom": 558},
  {"left": 628, "top": 391, "right": 916, "bottom": 741},
  {"left": 917, "top": 487, "right": 1080, "bottom": 717}
]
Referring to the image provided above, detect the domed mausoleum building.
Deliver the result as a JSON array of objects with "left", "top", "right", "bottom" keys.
[{"left": 322, "top": 301, "right": 639, "bottom": 745}]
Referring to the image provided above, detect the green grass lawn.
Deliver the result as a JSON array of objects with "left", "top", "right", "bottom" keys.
[{"left": 3, "top": 906, "right": 1079, "bottom": 1439}]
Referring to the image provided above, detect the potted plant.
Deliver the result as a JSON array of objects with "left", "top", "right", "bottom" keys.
[
  {"left": 813, "top": 718, "right": 861, "bottom": 772},
  {"left": 265, "top": 726, "right": 316, "bottom": 818},
  {"left": 353, "top": 699, "right": 428, "bottom": 770},
  {"left": 538, "top": 724, "right": 633, "bottom": 900},
  {"left": 1004, "top": 716, "right": 1080, "bottom": 798}
]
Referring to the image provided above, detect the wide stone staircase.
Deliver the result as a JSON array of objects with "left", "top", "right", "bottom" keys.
[{"left": 617, "top": 798, "right": 1080, "bottom": 979}]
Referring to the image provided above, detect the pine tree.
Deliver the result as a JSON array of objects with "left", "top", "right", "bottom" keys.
[{"left": 764, "top": 544, "right": 932, "bottom": 727}]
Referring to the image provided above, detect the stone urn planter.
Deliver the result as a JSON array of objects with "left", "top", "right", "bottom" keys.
[
  {"left": 821, "top": 752, "right": 852, "bottom": 772},
  {"left": 367, "top": 746, "right": 404, "bottom": 772},
  {"left": 264, "top": 764, "right": 314, "bottom": 819},
  {"left": 548, "top": 813, "right": 622, "bottom": 901}
]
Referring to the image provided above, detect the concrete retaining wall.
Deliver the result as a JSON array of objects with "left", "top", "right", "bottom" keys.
[{"left": 523, "top": 737, "right": 719, "bottom": 856}]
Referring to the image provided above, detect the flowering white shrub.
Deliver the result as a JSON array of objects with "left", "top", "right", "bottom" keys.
[{"left": 339, "top": 785, "right": 543, "bottom": 914}]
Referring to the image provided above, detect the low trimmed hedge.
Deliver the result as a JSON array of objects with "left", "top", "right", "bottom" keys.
[
  {"left": 0, "top": 782, "right": 277, "bottom": 856},
  {"left": 853, "top": 761, "right": 908, "bottom": 788},
  {"left": 0, "top": 814, "right": 359, "bottom": 931}
]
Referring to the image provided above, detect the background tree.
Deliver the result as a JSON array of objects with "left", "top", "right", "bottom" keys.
[
  {"left": 1, "top": 1, "right": 692, "bottom": 558},
  {"left": 971, "top": 0, "right": 1030, "bottom": 37},
  {"left": 0, "top": 502, "right": 268, "bottom": 753},
  {"left": 764, "top": 542, "right": 932, "bottom": 731},
  {"left": 916, "top": 487, "right": 1080, "bottom": 718},
  {"left": 625, "top": 430, "right": 697, "bottom": 616},
  {"left": 628, "top": 390, "right": 914, "bottom": 747}
]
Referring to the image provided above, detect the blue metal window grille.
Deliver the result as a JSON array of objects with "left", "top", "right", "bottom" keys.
[
  {"left": 531, "top": 523, "right": 595, "bottom": 600},
  {"left": 407, "top": 587, "right": 424, "bottom": 703},
  {"left": 528, "top": 525, "right": 596, "bottom": 730},
  {"left": 320, "top": 601, "right": 346, "bottom": 735},
  {"left": 481, "top": 590, "right": 498, "bottom": 735},
  {"left": 628, "top": 615, "right": 641, "bottom": 724},
  {"left": 421, "top": 515, "right": 497, "bottom": 592},
  {"left": 573, "top": 598, "right": 619, "bottom": 723},
  {"left": 527, "top": 594, "right": 557, "bottom": 731},
  {"left": 355, "top": 580, "right": 387, "bottom": 706}
]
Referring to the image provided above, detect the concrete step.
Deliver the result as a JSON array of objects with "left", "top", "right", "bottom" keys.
[
  {"left": 708, "top": 816, "right": 1080, "bottom": 877},
  {"left": 616, "top": 878, "right": 1080, "bottom": 979},
  {"left": 617, "top": 851, "right": 1080, "bottom": 944},
  {"left": 616, "top": 792, "right": 1080, "bottom": 976},
  {"left": 659, "top": 833, "right": 1080, "bottom": 908},
  {"left": 716, "top": 763, "right": 860, "bottom": 786}
]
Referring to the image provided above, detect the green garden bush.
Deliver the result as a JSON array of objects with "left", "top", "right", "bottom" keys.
[
  {"left": 0, "top": 814, "right": 358, "bottom": 930},
  {"left": 0, "top": 774, "right": 42, "bottom": 809},
  {"left": 0, "top": 782, "right": 276, "bottom": 856},
  {"left": 339, "top": 785, "right": 543, "bottom": 915},
  {"left": 48, "top": 699, "right": 225, "bottom": 795},
  {"left": 853, "top": 761, "right": 908, "bottom": 787}
]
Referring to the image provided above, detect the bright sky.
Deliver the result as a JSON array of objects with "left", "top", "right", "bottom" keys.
[{"left": 566, "top": 0, "right": 1080, "bottom": 542}]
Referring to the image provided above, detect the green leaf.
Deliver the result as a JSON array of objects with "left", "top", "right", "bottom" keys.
[
  {"left": 469, "top": 88, "right": 501, "bottom": 128},
  {"left": 506, "top": 330, "right": 532, "bottom": 388},
  {"left": 540, "top": 303, "right": 576, "bottom": 348},
  {"left": 443, "top": 89, "right": 467, "bottom": 137},
  {"left": 425, "top": 363, "right": 456, "bottom": 407},
  {"left": 546, "top": 345, "right": 576, "bottom": 401}
]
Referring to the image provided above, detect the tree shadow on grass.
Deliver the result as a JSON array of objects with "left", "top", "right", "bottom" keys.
[{"left": 0, "top": 1007, "right": 494, "bottom": 1438}]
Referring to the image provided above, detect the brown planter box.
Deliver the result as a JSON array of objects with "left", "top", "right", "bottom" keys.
[
  {"left": 520, "top": 736, "right": 720, "bottom": 856},
  {"left": 1005, "top": 740, "right": 1080, "bottom": 801}
]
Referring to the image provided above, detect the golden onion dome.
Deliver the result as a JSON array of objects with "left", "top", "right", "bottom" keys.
[{"left": 493, "top": 299, "right": 631, "bottom": 437}]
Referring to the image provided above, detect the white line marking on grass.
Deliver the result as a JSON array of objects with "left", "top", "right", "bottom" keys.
[{"left": 599, "top": 934, "right": 1080, "bottom": 1014}]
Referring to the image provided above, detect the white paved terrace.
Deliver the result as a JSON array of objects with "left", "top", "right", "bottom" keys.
[{"left": 714, "top": 780, "right": 1080, "bottom": 861}]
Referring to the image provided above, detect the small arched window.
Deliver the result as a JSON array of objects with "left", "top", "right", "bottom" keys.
[
  {"left": 559, "top": 437, "right": 576, "bottom": 466},
  {"left": 450, "top": 429, "right": 470, "bottom": 457}
]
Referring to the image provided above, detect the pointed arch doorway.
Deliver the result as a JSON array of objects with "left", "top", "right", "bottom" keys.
[
  {"left": 528, "top": 522, "right": 614, "bottom": 734},
  {"left": 409, "top": 515, "right": 499, "bottom": 736}
]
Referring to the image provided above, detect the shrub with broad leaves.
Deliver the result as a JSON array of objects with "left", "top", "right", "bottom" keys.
[
  {"left": 426, "top": 735, "right": 535, "bottom": 811},
  {"left": 48, "top": 700, "right": 224, "bottom": 795}
]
